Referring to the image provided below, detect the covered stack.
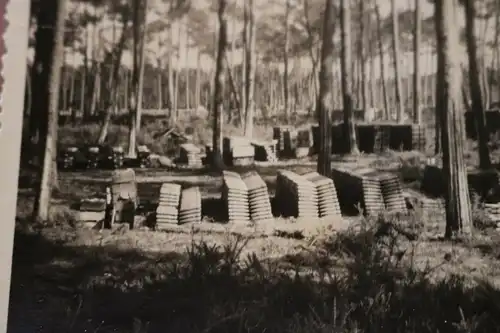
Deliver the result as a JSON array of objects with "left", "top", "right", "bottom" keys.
[
  {"left": 275, "top": 170, "right": 318, "bottom": 218},
  {"left": 251, "top": 139, "right": 278, "bottom": 162},
  {"left": 221, "top": 171, "right": 250, "bottom": 223},
  {"left": 155, "top": 183, "right": 182, "bottom": 228},
  {"left": 78, "top": 198, "right": 106, "bottom": 222},
  {"left": 179, "top": 186, "right": 202, "bottom": 224},
  {"left": 302, "top": 172, "right": 341, "bottom": 217},
  {"left": 241, "top": 171, "right": 273, "bottom": 222},
  {"left": 179, "top": 143, "right": 203, "bottom": 167},
  {"left": 379, "top": 173, "right": 408, "bottom": 213},
  {"left": 223, "top": 136, "right": 255, "bottom": 166}
]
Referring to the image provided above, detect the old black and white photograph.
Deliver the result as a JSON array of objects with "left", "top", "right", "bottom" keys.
[{"left": 7, "top": 0, "right": 500, "bottom": 331}]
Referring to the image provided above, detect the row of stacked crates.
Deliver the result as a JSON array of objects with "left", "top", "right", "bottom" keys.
[
  {"left": 421, "top": 164, "right": 500, "bottom": 201},
  {"left": 311, "top": 123, "right": 427, "bottom": 154},
  {"left": 331, "top": 166, "right": 407, "bottom": 216},
  {"left": 154, "top": 183, "right": 202, "bottom": 229},
  {"left": 221, "top": 171, "right": 274, "bottom": 223},
  {"left": 274, "top": 170, "right": 341, "bottom": 218},
  {"left": 273, "top": 127, "right": 312, "bottom": 159},
  {"left": 465, "top": 109, "right": 500, "bottom": 140}
]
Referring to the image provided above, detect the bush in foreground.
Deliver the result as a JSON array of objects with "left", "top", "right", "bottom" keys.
[{"left": 9, "top": 213, "right": 500, "bottom": 333}]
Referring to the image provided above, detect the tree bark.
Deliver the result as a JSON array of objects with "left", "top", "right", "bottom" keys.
[
  {"left": 127, "top": 0, "right": 142, "bottom": 158},
  {"left": 283, "top": 0, "right": 290, "bottom": 122},
  {"left": 241, "top": 3, "right": 248, "bottom": 126},
  {"left": 375, "top": 3, "right": 390, "bottom": 119},
  {"left": 464, "top": 0, "right": 491, "bottom": 169},
  {"left": 244, "top": 0, "right": 256, "bottom": 137},
  {"left": 413, "top": 0, "right": 422, "bottom": 124},
  {"left": 359, "top": 0, "right": 368, "bottom": 113},
  {"left": 212, "top": 0, "right": 228, "bottom": 170},
  {"left": 167, "top": 24, "right": 175, "bottom": 121},
  {"left": 317, "top": 0, "right": 334, "bottom": 176},
  {"left": 32, "top": 0, "right": 67, "bottom": 222},
  {"left": 340, "top": 0, "right": 359, "bottom": 154},
  {"left": 391, "top": 0, "right": 404, "bottom": 122},
  {"left": 136, "top": 0, "right": 148, "bottom": 131},
  {"left": 97, "top": 18, "right": 129, "bottom": 145},
  {"left": 435, "top": 0, "right": 473, "bottom": 238}
]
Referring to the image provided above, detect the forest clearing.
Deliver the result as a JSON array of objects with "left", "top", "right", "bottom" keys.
[{"left": 12, "top": 0, "right": 500, "bottom": 332}]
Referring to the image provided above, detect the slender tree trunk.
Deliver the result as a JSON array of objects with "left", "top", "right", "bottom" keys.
[
  {"left": 391, "top": 0, "right": 404, "bottom": 122},
  {"left": 212, "top": 0, "right": 228, "bottom": 170},
  {"left": 32, "top": 0, "right": 67, "bottom": 222},
  {"left": 413, "top": 0, "right": 421, "bottom": 123},
  {"left": 241, "top": 4, "right": 248, "bottom": 126},
  {"left": 195, "top": 50, "right": 201, "bottom": 108},
  {"left": 317, "top": 0, "right": 334, "bottom": 176},
  {"left": 174, "top": 22, "right": 181, "bottom": 118},
  {"left": 183, "top": 19, "right": 190, "bottom": 110},
  {"left": 490, "top": 3, "right": 499, "bottom": 104},
  {"left": 97, "top": 17, "right": 129, "bottom": 144},
  {"left": 157, "top": 35, "right": 163, "bottom": 112},
  {"left": 340, "top": 0, "right": 358, "bottom": 154},
  {"left": 136, "top": 0, "right": 148, "bottom": 131},
  {"left": 375, "top": 3, "right": 390, "bottom": 119},
  {"left": 435, "top": 0, "right": 472, "bottom": 238},
  {"left": 303, "top": 0, "right": 319, "bottom": 113},
  {"left": 69, "top": 65, "right": 76, "bottom": 124},
  {"left": 127, "top": 0, "right": 142, "bottom": 158},
  {"left": 464, "top": 0, "right": 491, "bottom": 169},
  {"left": 61, "top": 52, "right": 68, "bottom": 112},
  {"left": 283, "top": 0, "right": 290, "bottom": 121},
  {"left": 244, "top": 0, "right": 256, "bottom": 137},
  {"left": 496, "top": 0, "right": 500, "bottom": 96},
  {"left": 157, "top": 60, "right": 163, "bottom": 111},
  {"left": 359, "top": 0, "right": 368, "bottom": 112},
  {"left": 167, "top": 25, "right": 175, "bottom": 121}
]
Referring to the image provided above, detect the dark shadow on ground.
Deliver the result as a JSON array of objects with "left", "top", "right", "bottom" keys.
[{"left": 8, "top": 222, "right": 500, "bottom": 333}]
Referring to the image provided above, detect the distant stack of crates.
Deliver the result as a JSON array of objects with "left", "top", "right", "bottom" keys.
[
  {"left": 373, "top": 124, "right": 391, "bottom": 153},
  {"left": 313, "top": 122, "right": 427, "bottom": 155},
  {"left": 251, "top": 139, "right": 278, "bottom": 162},
  {"left": 411, "top": 124, "right": 426, "bottom": 151},
  {"left": 421, "top": 164, "right": 500, "bottom": 200},
  {"left": 223, "top": 136, "right": 255, "bottom": 166},
  {"left": 465, "top": 109, "right": 500, "bottom": 140},
  {"left": 295, "top": 129, "right": 312, "bottom": 158},
  {"left": 273, "top": 126, "right": 297, "bottom": 158},
  {"left": 179, "top": 143, "right": 203, "bottom": 167}
]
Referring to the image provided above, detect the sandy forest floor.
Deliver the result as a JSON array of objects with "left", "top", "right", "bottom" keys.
[{"left": 10, "top": 152, "right": 500, "bottom": 333}]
